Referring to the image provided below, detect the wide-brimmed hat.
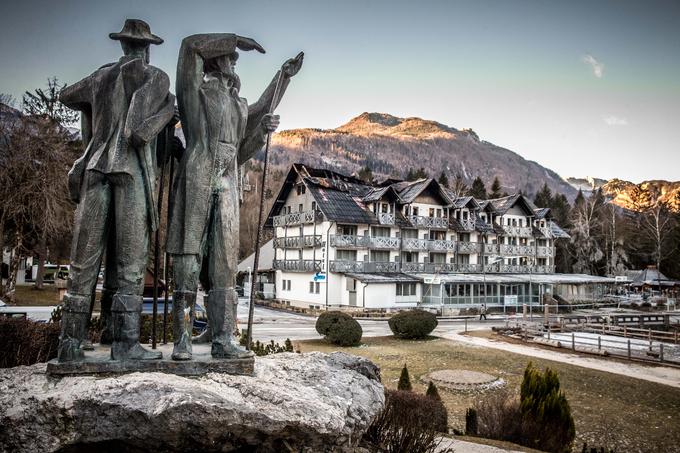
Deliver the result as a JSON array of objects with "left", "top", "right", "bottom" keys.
[{"left": 109, "top": 19, "right": 163, "bottom": 45}]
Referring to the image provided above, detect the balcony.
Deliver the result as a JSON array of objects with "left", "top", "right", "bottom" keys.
[
  {"left": 459, "top": 218, "right": 476, "bottom": 231},
  {"left": 329, "top": 235, "right": 401, "bottom": 250},
  {"left": 483, "top": 243, "right": 499, "bottom": 254},
  {"left": 499, "top": 244, "right": 535, "bottom": 256},
  {"left": 274, "top": 235, "right": 322, "bottom": 249},
  {"left": 329, "top": 261, "right": 400, "bottom": 273},
  {"left": 458, "top": 241, "right": 481, "bottom": 254},
  {"left": 378, "top": 212, "right": 395, "bottom": 225},
  {"left": 273, "top": 259, "right": 322, "bottom": 272},
  {"left": 428, "top": 239, "right": 457, "bottom": 251},
  {"left": 536, "top": 246, "right": 554, "bottom": 257},
  {"left": 457, "top": 263, "right": 482, "bottom": 273},
  {"left": 273, "top": 209, "right": 323, "bottom": 227},
  {"left": 408, "top": 215, "right": 449, "bottom": 229},
  {"left": 503, "top": 225, "right": 533, "bottom": 237},
  {"left": 534, "top": 265, "right": 555, "bottom": 274},
  {"left": 402, "top": 238, "right": 430, "bottom": 251}
]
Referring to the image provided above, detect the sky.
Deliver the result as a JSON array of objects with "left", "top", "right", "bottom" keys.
[{"left": 1, "top": 0, "right": 679, "bottom": 182}]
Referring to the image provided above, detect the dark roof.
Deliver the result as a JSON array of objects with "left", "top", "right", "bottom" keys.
[
  {"left": 549, "top": 221, "right": 570, "bottom": 239},
  {"left": 534, "top": 208, "right": 551, "bottom": 219},
  {"left": 396, "top": 179, "right": 452, "bottom": 205},
  {"left": 486, "top": 194, "right": 536, "bottom": 216},
  {"left": 307, "top": 184, "right": 377, "bottom": 225},
  {"left": 345, "top": 272, "right": 421, "bottom": 283}
]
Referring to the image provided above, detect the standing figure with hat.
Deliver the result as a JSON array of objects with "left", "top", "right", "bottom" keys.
[
  {"left": 57, "top": 19, "right": 175, "bottom": 362},
  {"left": 166, "top": 34, "right": 303, "bottom": 360}
]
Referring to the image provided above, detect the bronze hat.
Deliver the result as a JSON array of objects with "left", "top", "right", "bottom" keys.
[{"left": 109, "top": 19, "right": 163, "bottom": 45}]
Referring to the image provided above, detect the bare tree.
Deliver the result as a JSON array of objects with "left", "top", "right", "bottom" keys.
[
  {"left": 449, "top": 172, "right": 469, "bottom": 199},
  {"left": 629, "top": 185, "right": 677, "bottom": 273},
  {"left": 569, "top": 192, "right": 605, "bottom": 274},
  {"left": 0, "top": 96, "right": 78, "bottom": 298}
]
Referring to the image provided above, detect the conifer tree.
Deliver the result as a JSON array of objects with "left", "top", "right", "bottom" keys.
[
  {"left": 425, "top": 381, "right": 441, "bottom": 400},
  {"left": 489, "top": 176, "right": 503, "bottom": 199},
  {"left": 534, "top": 183, "right": 553, "bottom": 208},
  {"left": 469, "top": 176, "right": 487, "bottom": 199},
  {"left": 437, "top": 171, "right": 449, "bottom": 188},
  {"left": 397, "top": 364, "right": 412, "bottom": 391}
]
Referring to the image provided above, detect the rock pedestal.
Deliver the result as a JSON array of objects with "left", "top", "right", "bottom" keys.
[{"left": 0, "top": 352, "right": 384, "bottom": 453}]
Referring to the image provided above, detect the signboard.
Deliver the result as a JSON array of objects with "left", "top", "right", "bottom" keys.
[
  {"left": 313, "top": 272, "right": 326, "bottom": 282},
  {"left": 423, "top": 276, "right": 441, "bottom": 285},
  {"left": 504, "top": 295, "right": 518, "bottom": 306}
]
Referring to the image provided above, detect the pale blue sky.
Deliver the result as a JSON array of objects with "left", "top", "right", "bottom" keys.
[{"left": 1, "top": 0, "right": 678, "bottom": 182}]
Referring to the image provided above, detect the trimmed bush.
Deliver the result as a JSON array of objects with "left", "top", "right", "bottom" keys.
[
  {"left": 364, "top": 389, "right": 446, "bottom": 452},
  {"left": 388, "top": 309, "right": 438, "bottom": 339},
  {"left": 316, "top": 311, "right": 362, "bottom": 346},
  {"left": 0, "top": 317, "right": 60, "bottom": 367},
  {"left": 398, "top": 364, "right": 412, "bottom": 391},
  {"left": 465, "top": 408, "right": 478, "bottom": 436},
  {"left": 425, "top": 381, "right": 441, "bottom": 400}
]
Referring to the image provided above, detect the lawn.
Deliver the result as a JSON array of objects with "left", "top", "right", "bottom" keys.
[
  {"left": 9, "top": 285, "right": 61, "bottom": 306},
  {"left": 299, "top": 335, "right": 680, "bottom": 453}
]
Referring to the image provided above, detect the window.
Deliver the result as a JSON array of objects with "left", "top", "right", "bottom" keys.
[
  {"left": 312, "top": 201, "right": 317, "bottom": 211},
  {"left": 429, "top": 208, "right": 435, "bottom": 217},
  {"left": 462, "top": 210, "right": 468, "bottom": 220},
  {"left": 309, "top": 281, "right": 320, "bottom": 294},
  {"left": 296, "top": 184, "right": 306, "bottom": 195},
  {"left": 298, "top": 203, "right": 303, "bottom": 212},
  {"left": 436, "top": 208, "right": 442, "bottom": 218},
  {"left": 282, "top": 280, "right": 292, "bottom": 291},
  {"left": 381, "top": 203, "right": 389, "bottom": 213},
  {"left": 413, "top": 207, "right": 419, "bottom": 216},
  {"left": 396, "top": 283, "right": 417, "bottom": 297},
  {"left": 336, "top": 249, "right": 357, "bottom": 261}
]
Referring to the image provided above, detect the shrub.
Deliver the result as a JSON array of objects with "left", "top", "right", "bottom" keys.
[
  {"left": 364, "top": 389, "right": 447, "bottom": 453},
  {"left": 465, "top": 408, "right": 478, "bottom": 436},
  {"left": 474, "top": 389, "right": 522, "bottom": 442},
  {"left": 315, "top": 311, "right": 362, "bottom": 346},
  {"left": 426, "top": 382, "right": 449, "bottom": 433},
  {"left": 238, "top": 330, "right": 295, "bottom": 356},
  {"left": 388, "top": 309, "right": 438, "bottom": 339},
  {"left": 0, "top": 317, "right": 60, "bottom": 367},
  {"left": 140, "top": 314, "right": 174, "bottom": 343},
  {"left": 519, "top": 362, "right": 575, "bottom": 453},
  {"left": 581, "top": 443, "right": 616, "bottom": 453},
  {"left": 425, "top": 381, "right": 440, "bottom": 400},
  {"left": 398, "top": 364, "right": 412, "bottom": 391}
]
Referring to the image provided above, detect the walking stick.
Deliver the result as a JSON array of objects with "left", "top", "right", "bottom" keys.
[
  {"left": 163, "top": 155, "right": 175, "bottom": 344},
  {"left": 246, "top": 70, "right": 286, "bottom": 350},
  {"left": 152, "top": 126, "right": 171, "bottom": 349}
]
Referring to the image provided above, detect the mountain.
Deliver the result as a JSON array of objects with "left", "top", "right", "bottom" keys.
[
  {"left": 565, "top": 176, "right": 608, "bottom": 196},
  {"left": 601, "top": 179, "right": 680, "bottom": 212},
  {"left": 266, "top": 112, "right": 578, "bottom": 199}
]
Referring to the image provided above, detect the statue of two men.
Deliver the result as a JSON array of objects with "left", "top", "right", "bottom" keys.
[{"left": 56, "top": 19, "right": 303, "bottom": 364}]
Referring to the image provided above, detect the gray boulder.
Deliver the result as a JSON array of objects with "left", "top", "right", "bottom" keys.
[{"left": 0, "top": 352, "right": 384, "bottom": 452}]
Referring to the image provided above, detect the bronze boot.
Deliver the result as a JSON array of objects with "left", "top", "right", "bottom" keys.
[
  {"left": 99, "top": 289, "right": 115, "bottom": 345},
  {"left": 111, "top": 294, "right": 162, "bottom": 360},
  {"left": 171, "top": 290, "right": 195, "bottom": 360},
  {"left": 57, "top": 293, "right": 91, "bottom": 362},
  {"left": 208, "top": 289, "right": 253, "bottom": 359}
]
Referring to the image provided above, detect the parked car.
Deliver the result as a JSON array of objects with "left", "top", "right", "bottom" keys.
[{"left": 142, "top": 296, "right": 207, "bottom": 332}]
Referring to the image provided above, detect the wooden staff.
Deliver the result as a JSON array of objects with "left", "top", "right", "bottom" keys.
[{"left": 246, "top": 70, "right": 286, "bottom": 350}]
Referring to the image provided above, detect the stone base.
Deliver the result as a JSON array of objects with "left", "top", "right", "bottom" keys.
[
  {"left": 1, "top": 352, "right": 385, "bottom": 453},
  {"left": 46, "top": 343, "right": 254, "bottom": 376}
]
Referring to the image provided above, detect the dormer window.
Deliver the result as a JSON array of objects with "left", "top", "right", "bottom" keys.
[{"left": 462, "top": 211, "right": 468, "bottom": 220}]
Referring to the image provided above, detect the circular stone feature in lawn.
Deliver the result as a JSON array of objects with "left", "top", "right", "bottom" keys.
[{"left": 422, "top": 369, "right": 505, "bottom": 392}]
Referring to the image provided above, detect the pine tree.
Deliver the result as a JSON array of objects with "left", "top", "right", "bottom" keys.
[
  {"left": 469, "top": 176, "right": 487, "bottom": 199},
  {"left": 574, "top": 189, "right": 585, "bottom": 207},
  {"left": 425, "top": 381, "right": 441, "bottom": 400},
  {"left": 357, "top": 165, "right": 374, "bottom": 183},
  {"left": 437, "top": 171, "right": 449, "bottom": 188},
  {"left": 397, "top": 364, "right": 412, "bottom": 391},
  {"left": 489, "top": 176, "right": 503, "bottom": 199},
  {"left": 534, "top": 183, "right": 553, "bottom": 208}
]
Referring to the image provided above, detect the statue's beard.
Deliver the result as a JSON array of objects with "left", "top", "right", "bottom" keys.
[{"left": 206, "top": 71, "right": 240, "bottom": 94}]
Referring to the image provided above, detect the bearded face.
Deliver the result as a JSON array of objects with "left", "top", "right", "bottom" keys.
[{"left": 204, "top": 52, "right": 241, "bottom": 92}]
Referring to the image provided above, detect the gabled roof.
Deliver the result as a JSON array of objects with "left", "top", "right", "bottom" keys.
[
  {"left": 486, "top": 194, "right": 536, "bottom": 216},
  {"left": 306, "top": 184, "right": 377, "bottom": 225},
  {"left": 534, "top": 208, "right": 551, "bottom": 219},
  {"left": 362, "top": 185, "right": 402, "bottom": 203},
  {"left": 548, "top": 221, "right": 570, "bottom": 239},
  {"left": 451, "top": 196, "right": 481, "bottom": 210},
  {"left": 395, "top": 178, "right": 452, "bottom": 205}
]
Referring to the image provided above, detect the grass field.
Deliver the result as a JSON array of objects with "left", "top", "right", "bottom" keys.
[
  {"left": 299, "top": 336, "right": 680, "bottom": 453},
  {"left": 8, "top": 285, "right": 61, "bottom": 305}
]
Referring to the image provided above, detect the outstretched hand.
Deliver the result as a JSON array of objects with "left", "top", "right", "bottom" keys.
[
  {"left": 261, "top": 113, "right": 280, "bottom": 133},
  {"left": 236, "top": 36, "right": 265, "bottom": 54},
  {"left": 282, "top": 52, "right": 304, "bottom": 78}
]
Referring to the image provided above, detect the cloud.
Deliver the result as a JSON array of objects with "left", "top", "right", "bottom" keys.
[
  {"left": 603, "top": 115, "right": 628, "bottom": 126},
  {"left": 582, "top": 54, "right": 604, "bottom": 78}
]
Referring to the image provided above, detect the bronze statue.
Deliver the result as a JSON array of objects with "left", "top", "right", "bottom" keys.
[
  {"left": 57, "top": 19, "right": 175, "bottom": 362},
  {"left": 167, "top": 34, "right": 303, "bottom": 360}
]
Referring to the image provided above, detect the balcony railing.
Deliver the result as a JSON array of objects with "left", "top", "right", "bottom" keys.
[
  {"left": 274, "top": 235, "right": 322, "bottom": 249},
  {"left": 536, "top": 246, "right": 554, "bottom": 257},
  {"left": 499, "top": 244, "right": 535, "bottom": 256},
  {"left": 273, "top": 209, "right": 323, "bottom": 227},
  {"left": 458, "top": 241, "right": 481, "bottom": 254},
  {"left": 503, "top": 225, "right": 533, "bottom": 237},
  {"left": 378, "top": 212, "right": 395, "bottom": 225},
  {"left": 408, "top": 215, "right": 449, "bottom": 229},
  {"left": 273, "top": 259, "right": 323, "bottom": 272},
  {"left": 428, "top": 239, "right": 457, "bottom": 251},
  {"left": 402, "top": 238, "right": 430, "bottom": 251},
  {"left": 368, "top": 236, "right": 401, "bottom": 250},
  {"left": 457, "top": 263, "right": 482, "bottom": 273},
  {"left": 329, "top": 261, "right": 400, "bottom": 273},
  {"left": 459, "top": 218, "right": 476, "bottom": 231},
  {"left": 483, "top": 243, "right": 499, "bottom": 254}
]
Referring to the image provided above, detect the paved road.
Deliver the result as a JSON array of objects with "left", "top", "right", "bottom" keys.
[{"left": 236, "top": 299, "right": 506, "bottom": 342}]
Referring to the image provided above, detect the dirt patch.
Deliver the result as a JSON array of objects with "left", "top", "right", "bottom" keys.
[{"left": 299, "top": 336, "right": 680, "bottom": 453}]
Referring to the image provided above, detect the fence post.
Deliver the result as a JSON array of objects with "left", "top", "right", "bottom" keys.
[
  {"left": 598, "top": 336, "right": 601, "bottom": 351},
  {"left": 523, "top": 304, "right": 527, "bottom": 319},
  {"left": 675, "top": 330, "right": 678, "bottom": 344},
  {"left": 465, "top": 318, "right": 468, "bottom": 333},
  {"left": 548, "top": 325, "right": 551, "bottom": 340},
  {"left": 544, "top": 303, "right": 549, "bottom": 325},
  {"left": 572, "top": 333, "right": 575, "bottom": 351},
  {"left": 624, "top": 326, "right": 627, "bottom": 338},
  {"left": 660, "top": 343, "right": 664, "bottom": 363},
  {"left": 628, "top": 339, "right": 631, "bottom": 360}
]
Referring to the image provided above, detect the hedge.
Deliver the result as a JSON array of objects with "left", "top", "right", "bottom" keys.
[
  {"left": 315, "top": 311, "right": 362, "bottom": 346},
  {"left": 388, "top": 309, "right": 438, "bottom": 339}
]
